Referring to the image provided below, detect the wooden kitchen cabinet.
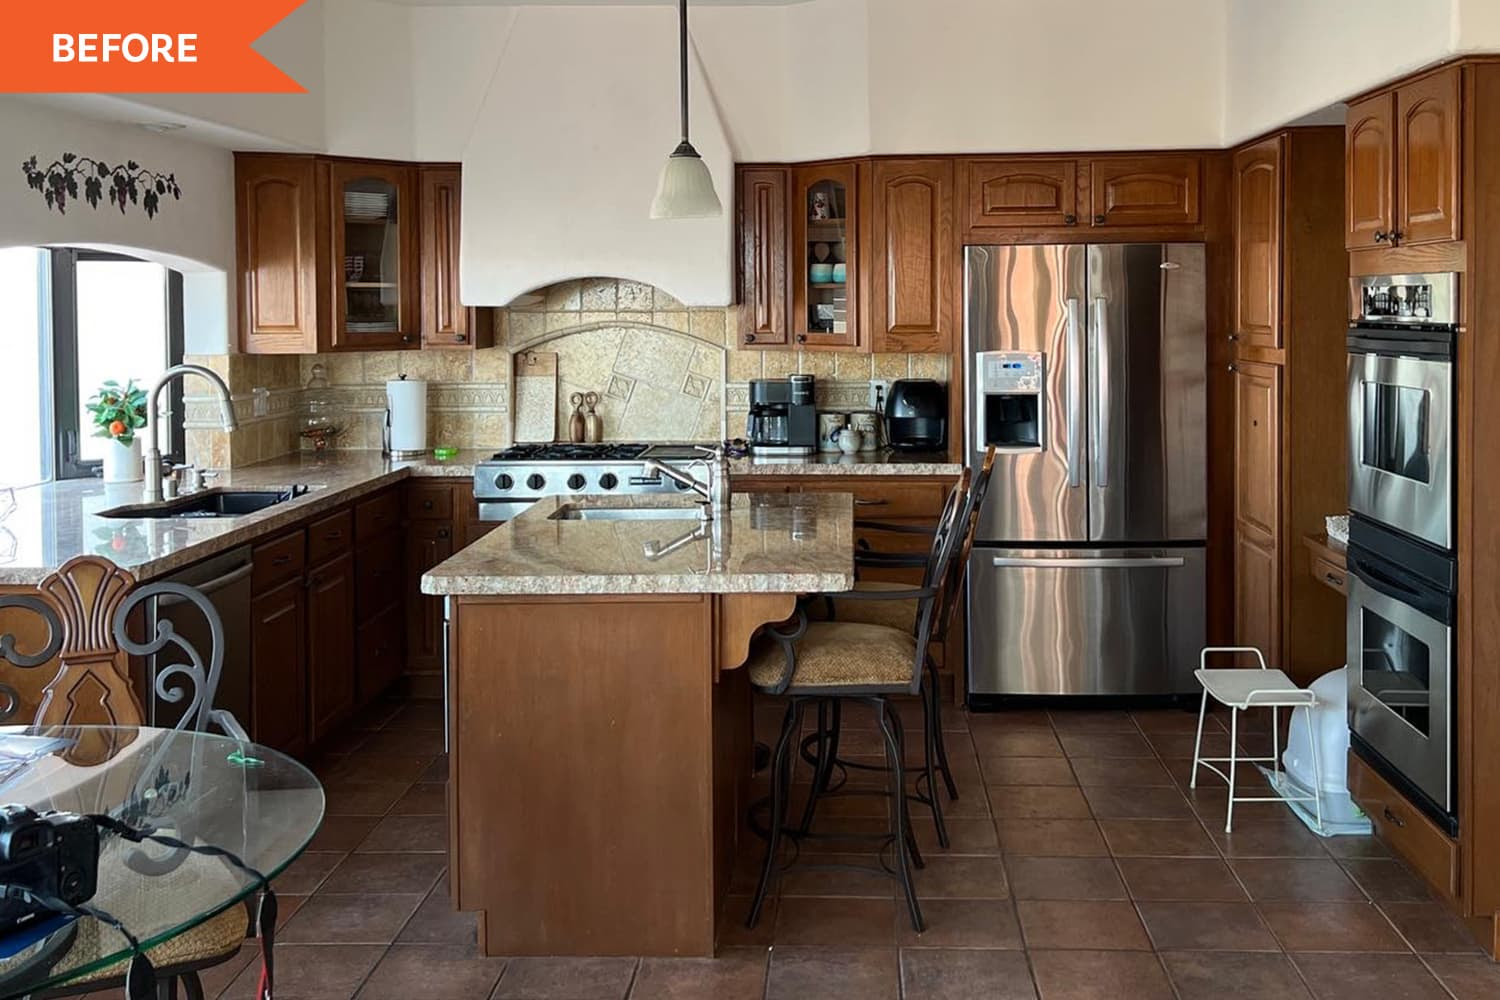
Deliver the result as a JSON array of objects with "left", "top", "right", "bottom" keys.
[
  {"left": 1086, "top": 155, "right": 1201, "bottom": 229},
  {"left": 791, "top": 162, "right": 860, "bottom": 349},
  {"left": 1232, "top": 137, "right": 1284, "bottom": 352},
  {"left": 357, "top": 603, "right": 406, "bottom": 707},
  {"left": 420, "top": 166, "right": 494, "bottom": 349},
  {"left": 1345, "top": 66, "right": 1461, "bottom": 249},
  {"left": 1396, "top": 67, "right": 1462, "bottom": 246},
  {"left": 1232, "top": 360, "right": 1281, "bottom": 665},
  {"left": 868, "top": 159, "right": 956, "bottom": 355},
  {"left": 958, "top": 158, "right": 1080, "bottom": 232},
  {"left": 307, "top": 551, "right": 356, "bottom": 743},
  {"left": 235, "top": 155, "right": 322, "bottom": 354},
  {"left": 736, "top": 167, "right": 790, "bottom": 348},
  {"left": 328, "top": 159, "right": 419, "bottom": 351},
  {"left": 250, "top": 576, "right": 308, "bottom": 756},
  {"left": 406, "top": 519, "right": 454, "bottom": 674}
]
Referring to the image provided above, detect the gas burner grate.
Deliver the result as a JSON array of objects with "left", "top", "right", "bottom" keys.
[{"left": 488, "top": 443, "right": 651, "bottom": 462}]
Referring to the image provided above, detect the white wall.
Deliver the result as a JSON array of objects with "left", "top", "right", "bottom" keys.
[
  {"left": 458, "top": 5, "right": 734, "bottom": 307},
  {"left": 0, "top": 99, "right": 235, "bottom": 352}
]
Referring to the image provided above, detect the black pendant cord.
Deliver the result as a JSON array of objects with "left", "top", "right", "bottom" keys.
[{"left": 678, "top": 0, "right": 690, "bottom": 146}]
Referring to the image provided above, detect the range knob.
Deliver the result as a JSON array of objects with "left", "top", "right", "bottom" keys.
[
  {"left": 493, "top": 473, "right": 514, "bottom": 492},
  {"left": 567, "top": 473, "right": 587, "bottom": 492},
  {"left": 598, "top": 473, "right": 619, "bottom": 491},
  {"left": 526, "top": 473, "right": 546, "bottom": 492}
]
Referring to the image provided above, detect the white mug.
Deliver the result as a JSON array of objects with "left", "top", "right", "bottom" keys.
[
  {"left": 817, "top": 412, "right": 846, "bottom": 453},
  {"left": 849, "top": 412, "right": 880, "bottom": 450}
]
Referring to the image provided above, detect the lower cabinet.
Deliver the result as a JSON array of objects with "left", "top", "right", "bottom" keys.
[
  {"left": 406, "top": 520, "right": 454, "bottom": 673},
  {"left": 1233, "top": 529, "right": 1279, "bottom": 666},
  {"left": 358, "top": 603, "right": 406, "bottom": 703},
  {"left": 307, "top": 551, "right": 356, "bottom": 743},
  {"left": 250, "top": 576, "right": 307, "bottom": 756}
]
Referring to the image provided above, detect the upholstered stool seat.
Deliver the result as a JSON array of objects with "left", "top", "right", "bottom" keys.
[
  {"left": 818, "top": 582, "right": 917, "bottom": 633},
  {"left": 747, "top": 621, "right": 917, "bottom": 691}
]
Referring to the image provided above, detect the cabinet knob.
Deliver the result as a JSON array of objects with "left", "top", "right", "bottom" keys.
[
  {"left": 745, "top": 333, "right": 757, "bottom": 344},
  {"left": 1063, "top": 214, "right": 1078, "bottom": 226},
  {"left": 797, "top": 334, "right": 808, "bottom": 343},
  {"left": 1228, "top": 333, "right": 1240, "bottom": 341},
  {"left": 438, "top": 528, "right": 450, "bottom": 539},
  {"left": 1374, "top": 230, "right": 1388, "bottom": 243},
  {"left": 456, "top": 333, "right": 468, "bottom": 343},
  {"left": 1093, "top": 214, "right": 1106, "bottom": 225},
  {"left": 1390, "top": 230, "right": 1404, "bottom": 243},
  {"left": 401, "top": 334, "right": 415, "bottom": 344},
  {"left": 1227, "top": 363, "right": 1238, "bottom": 373}
]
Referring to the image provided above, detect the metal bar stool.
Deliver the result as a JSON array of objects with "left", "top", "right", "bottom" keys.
[{"left": 1191, "top": 646, "right": 1324, "bottom": 833}]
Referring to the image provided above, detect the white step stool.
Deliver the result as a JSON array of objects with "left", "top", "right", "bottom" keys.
[{"left": 1191, "top": 646, "right": 1324, "bottom": 834}]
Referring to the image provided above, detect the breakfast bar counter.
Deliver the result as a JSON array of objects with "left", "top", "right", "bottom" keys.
[{"left": 421, "top": 491, "right": 855, "bottom": 957}]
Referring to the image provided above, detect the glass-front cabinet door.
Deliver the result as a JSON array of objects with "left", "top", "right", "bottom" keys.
[
  {"left": 792, "top": 162, "right": 859, "bottom": 349},
  {"left": 329, "top": 161, "right": 418, "bottom": 350}
]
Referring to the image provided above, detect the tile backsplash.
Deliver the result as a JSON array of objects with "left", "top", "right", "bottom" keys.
[{"left": 184, "top": 278, "right": 949, "bottom": 468}]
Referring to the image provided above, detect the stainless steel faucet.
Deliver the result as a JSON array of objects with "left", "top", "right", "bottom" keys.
[
  {"left": 641, "top": 444, "right": 731, "bottom": 518},
  {"left": 142, "top": 364, "right": 238, "bottom": 502}
]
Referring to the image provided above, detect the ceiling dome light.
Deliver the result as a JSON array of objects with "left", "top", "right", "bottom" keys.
[
  {"left": 650, "top": 0, "right": 721, "bottom": 220},
  {"left": 136, "top": 122, "right": 187, "bottom": 133}
]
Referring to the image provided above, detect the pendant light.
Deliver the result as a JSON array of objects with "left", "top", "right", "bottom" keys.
[{"left": 650, "top": 0, "right": 722, "bottom": 219}]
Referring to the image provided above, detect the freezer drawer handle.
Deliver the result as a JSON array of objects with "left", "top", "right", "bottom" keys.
[
  {"left": 1065, "top": 297, "right": 1083, "bottom": 488},
  {"left": 1091, "top": 296, "right": 1111, "bottom": 488},
  {"left": 990, "top": 555, "right": 1186, "bottom": 569}
]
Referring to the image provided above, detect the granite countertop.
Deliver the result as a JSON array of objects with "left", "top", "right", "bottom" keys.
[
  {"left": 0, "top": 450, "right": 488, "bottom": 585},
  {"left": 421, "top": 492, "right": 855, "bottom": 596},
  {"left": 728, "top": 449, "right": 961, "bottom": 477}
]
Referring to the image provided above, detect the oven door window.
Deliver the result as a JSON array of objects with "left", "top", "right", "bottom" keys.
[
  {"left": 1361, "top": 381, "right": 1430, "bottom": 483},
  {"left": 1357, "top": 606, "right": 1432, "bottom": 736}
]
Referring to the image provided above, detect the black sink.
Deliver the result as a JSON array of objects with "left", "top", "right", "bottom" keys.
[{"left": 98, "top": 487, "right": 306, "bottom": 520}]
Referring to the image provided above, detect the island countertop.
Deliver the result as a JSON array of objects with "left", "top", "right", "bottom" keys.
[{"left": 422, "top": 492, "right": 855, "bottom": 596}]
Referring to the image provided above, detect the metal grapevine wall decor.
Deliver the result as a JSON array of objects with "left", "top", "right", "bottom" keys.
[{"left": 20, "top": 153, "right": 182, "bottom": 218}]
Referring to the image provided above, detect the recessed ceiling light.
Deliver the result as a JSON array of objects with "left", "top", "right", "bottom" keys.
[{"left": 137, "top": 122, "right": 187, "bottom": 133}]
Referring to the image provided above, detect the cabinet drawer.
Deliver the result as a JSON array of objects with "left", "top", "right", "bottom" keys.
[
  {"left": 797, "top": 479, "right": 951, "bottom": 519},
  {"left": 355, "top": 532, "right": 404, "bottom": 622},
  {"left": 307, "top": 510, "right": 353, "bottom": 566},
  {"left": 1348, "top": 751, "right": 1458, "bottom": 900},
  {"left": 407, "top": 482, "right": 456, "bottom": 521},
  {"left": 252, "top": 530, "right": 306, "bottom": 593},
  {"left": 1310, "top": 552, "right": 1349, "bottom": 595},
  {"left": 356, "top": 490, "right": 402, "bottom": 542}
]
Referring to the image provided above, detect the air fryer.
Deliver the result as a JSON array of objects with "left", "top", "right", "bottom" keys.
[{"left": 885, "top": 379, "right": 948, "bottom": 451}]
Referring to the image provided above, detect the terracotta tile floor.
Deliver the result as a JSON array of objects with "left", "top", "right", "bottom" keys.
[{"left": 193, "top": 694, "right": 1489, "bottom": 999}]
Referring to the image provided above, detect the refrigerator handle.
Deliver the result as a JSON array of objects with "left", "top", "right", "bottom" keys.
[
  {"left": 1091, "top": 296, "right": 1111, "bottom": 488},
  {"left": 991, "top": 555, "right": 1187, "bottom": 569},
  {"left": 1065, "top": 297, "right": 1083, "bottom": 488}
]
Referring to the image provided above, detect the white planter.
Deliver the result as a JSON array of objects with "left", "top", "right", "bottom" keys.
[{"left": 102, "top": 437, "right": 143, "bottom": 483}]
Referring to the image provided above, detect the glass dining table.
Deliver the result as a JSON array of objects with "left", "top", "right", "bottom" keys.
[{"left": 0, "top": 726, "right": 323, "bottom": 999}]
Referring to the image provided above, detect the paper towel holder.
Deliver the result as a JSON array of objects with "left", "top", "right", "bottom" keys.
[{"left": 386, "top": 374, "right": 430, "bottom": 460}]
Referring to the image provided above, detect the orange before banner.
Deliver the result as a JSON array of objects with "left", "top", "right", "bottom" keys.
[{"left": 1, "top": 0, "right": 307, "bottom": 93}]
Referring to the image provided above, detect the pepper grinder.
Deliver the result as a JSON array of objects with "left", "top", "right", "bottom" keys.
[
  {"left": 568, "top": 392, "right": 586, "bottom": 443},
  {"left": 584, "top": 391, "right": 603, "bottom": 443}
]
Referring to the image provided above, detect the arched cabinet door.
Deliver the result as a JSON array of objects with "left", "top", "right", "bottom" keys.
[
  {"left": 870, "top": 159, "right": 955, "bottom": 355},
  {"left": 791, "top": 162, "right": 859, "bottom": 349},
  {"left": 329, "top": 160, "right": 419, "bottom": 351},
  {"left": 1232, "top": 136, "right": 1284, "bottom": 351},
  {"left": 1086, "top": 155, "right": 1201, "bottom": 228},
  {"left": 735, "top": 167, "right": 790, "bottom": 348},
  {"left": 1345, "top": 93, "right": 1395, "bottom": 250},
  {"left": 1396, "top": 67, "right": 1461, "bottom": 246},
  {"left": 961, "top": 158, "right": 1079, "bottom": 230},
  {"left": 236, "top": 154, "right": 319, "bottom": 354}
]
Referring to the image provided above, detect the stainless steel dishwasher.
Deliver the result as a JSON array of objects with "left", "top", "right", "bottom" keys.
[{"left": 148, "top": 545, "right": 253, "bottom": 728}]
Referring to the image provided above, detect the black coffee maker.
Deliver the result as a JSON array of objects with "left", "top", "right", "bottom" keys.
[{"left": 747, "top": 375, "right": 817, "bottom": 456}]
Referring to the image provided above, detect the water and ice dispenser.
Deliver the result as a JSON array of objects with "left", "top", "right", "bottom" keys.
[{"left": 976, "top": 351, "right": 1045, "bottom": 451}]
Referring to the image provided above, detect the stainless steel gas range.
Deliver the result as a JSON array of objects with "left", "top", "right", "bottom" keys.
[{"left": 472, "top": 443, "right": 713, "bottom": 521}]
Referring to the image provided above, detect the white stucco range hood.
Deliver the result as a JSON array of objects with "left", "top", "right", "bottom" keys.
[{"left": 458, "top": 6, "right": 734, "bottom": 309}]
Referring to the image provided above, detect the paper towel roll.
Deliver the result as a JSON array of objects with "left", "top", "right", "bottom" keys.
[{"left": 387, "top": 378, "right": 428, "bottom": 458}]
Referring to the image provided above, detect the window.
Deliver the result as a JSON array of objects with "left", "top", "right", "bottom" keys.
[{"left": 0, "top": 248, "right": 184, "bottom": 486}]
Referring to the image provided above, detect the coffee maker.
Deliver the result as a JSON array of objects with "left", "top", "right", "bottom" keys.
[{"left": 747, "top": 375, "right": 817, "bottom": 456}]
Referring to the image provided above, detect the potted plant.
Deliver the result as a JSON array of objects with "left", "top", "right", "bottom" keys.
[{"left": 86, "top": 380, "right": 148, "bottom": 483}]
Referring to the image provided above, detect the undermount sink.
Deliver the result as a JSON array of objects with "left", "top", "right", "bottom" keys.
[
  {"left": 98, "top": 488, "right": 305, "bottom": 520},
  {"left": 550, "top": 503, "right": 703, "bottom": 522}
]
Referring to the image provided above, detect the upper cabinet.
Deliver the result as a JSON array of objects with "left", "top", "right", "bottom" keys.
[
  {"left": 736, "top": 167, "right": 790, "bottom": 348},
  {"left": 1345, "top": 66, "right": 1461, "bottom": 249},
  {"left": 329, "top": 160, "right": 419, "bottom": 351},
  {"left": 236, "top": 155, "right": 321, "bottom": 355},
  {"left": 236, "top": 154, "right": 489, "bottom": 354},
  {"left": 869, "top": 159, "right": 956, "bottom": 355},
  {"left": 1086, "top": 155, "right": 1201, "bottom": 228},
  {"left": 420, "top": 167, "right": 494, "bottom": 349},
  {"left": 959, "top": 158, "right": 1079, "bottom": 231},
  {"left": 958, "top": 153, "right": 1203, "bottom": 240},
  {"left": 1232, "top": 136, "right": 1284, "bottom": 352},
  {"left": 791, "top": 162, "right": 860, "bottom": 350}
]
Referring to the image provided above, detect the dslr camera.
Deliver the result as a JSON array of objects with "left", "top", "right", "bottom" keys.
[{"left": 0, "top": 805, "right": 99, "bottom": 936}]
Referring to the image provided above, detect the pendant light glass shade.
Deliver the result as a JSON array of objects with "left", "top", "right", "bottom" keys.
[
  {"left": 652, "top": 0, "right": 721, "bottom": 219},
  {"left": 651, "top": 141, "right": 722, "bottom": 219}
]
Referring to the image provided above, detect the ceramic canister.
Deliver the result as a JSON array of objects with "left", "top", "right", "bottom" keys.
[{"left": 817, "top": 412, "right": 846, "bottom": 453}]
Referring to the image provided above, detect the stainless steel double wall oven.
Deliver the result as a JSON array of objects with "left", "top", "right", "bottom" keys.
[{"left": 1345, "top": 271, "right": 1459, "bottom": 831}]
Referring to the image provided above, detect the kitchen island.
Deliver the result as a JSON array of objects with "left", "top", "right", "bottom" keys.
[{"left": 421, "top": 491, "right": 855, "bottom": 957}]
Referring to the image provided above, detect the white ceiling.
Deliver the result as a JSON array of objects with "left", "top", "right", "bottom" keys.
[{"left": 383, "top": 0, "right": 810, "bottom": 5}]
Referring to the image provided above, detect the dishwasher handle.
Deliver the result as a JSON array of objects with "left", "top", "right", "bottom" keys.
[
  {"left": 153, "top": 561, "right": 254, "bottom": 608},
  {"left": 991, "top": 555, "right": 1186, "bottom": 570}
]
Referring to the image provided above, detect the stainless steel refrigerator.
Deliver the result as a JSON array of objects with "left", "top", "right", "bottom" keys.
[{"left": 964, "top": 244, "right": 1207, "bottom": 698}]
